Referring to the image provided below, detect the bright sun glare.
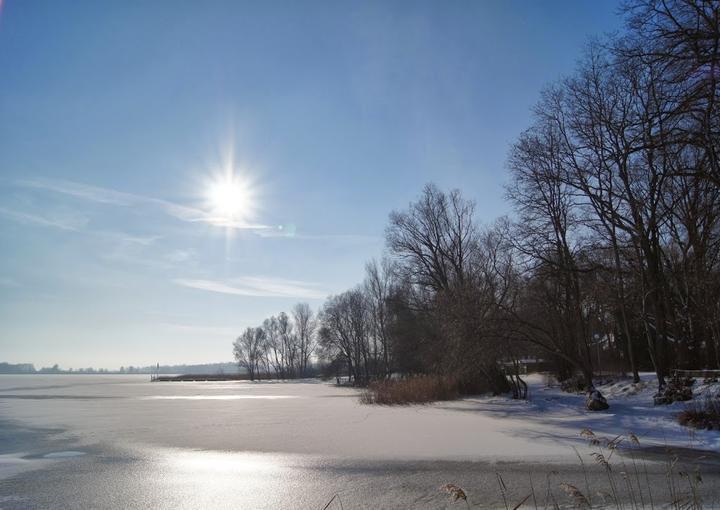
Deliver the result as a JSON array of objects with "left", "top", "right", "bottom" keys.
[
  {"left": 210, "top": 179, "right": 247, "bottom": 217},
  {"left": 207, "top": 175, "right": 252, "bottom": 220}
]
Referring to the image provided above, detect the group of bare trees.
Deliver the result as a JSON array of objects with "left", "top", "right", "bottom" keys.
[
  {"left": 314, "top": 184, "right": 516, "bottom": 392},
  {"left": 316, "top": 259, "right": 396, "bottom": 385},
  {"left": 234, "top": 1, "right": 719, "bottom": 393},
  {"left": 504, "top": 0, "right": 720, "bottom": 388},
  {"left": 233, "top": 303, "right": 318, "bottom": 380},
  {"left": 382, "top": 185, "right": 515, "bottom": 393}
]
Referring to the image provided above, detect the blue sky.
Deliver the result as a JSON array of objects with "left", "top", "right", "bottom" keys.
[{"left": 0, "top": 0, "right": 623, "bottom": 369}]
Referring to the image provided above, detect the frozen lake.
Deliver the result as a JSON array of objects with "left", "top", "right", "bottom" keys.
[{"left": 1, "top": 375, "right": 719, "bottom": 508}]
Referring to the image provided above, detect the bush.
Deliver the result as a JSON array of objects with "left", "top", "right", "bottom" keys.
[
  {"left": 654, "top": 374, "right": 694, "bottom": 405},
  {"left": 560, "top": 374, "right": 588, "bottom": 393},
  {"left": 678, "top": 396, "right": 720, "bottom": 430},
  {"left": 360, "top": 375, "right": 460, "bottom": 405}
]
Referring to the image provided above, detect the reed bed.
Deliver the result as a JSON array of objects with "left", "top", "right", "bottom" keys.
[
  {"left": 435, "top": 429, "right": 705, "bottom": 509},
  {"left": 359, "top": 375, "right": 460, "bottom": 405},
  {"left": 322, "top": 430, "right": 708, "bottom": 509}
]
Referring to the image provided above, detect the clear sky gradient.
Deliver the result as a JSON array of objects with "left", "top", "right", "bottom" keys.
[{"left": 0, "top": 0, "right": 623, "bottom": 369}]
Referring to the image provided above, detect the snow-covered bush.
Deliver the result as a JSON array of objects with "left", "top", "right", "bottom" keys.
[
  {"left": 560, "top": 374, "right": 588, "bottom": 394},
  {"left": 653, "top": 375, "right": 694, "bottom": 405},
  {"left": 586, "top": 388, "right": 609, "bottom": 411}
]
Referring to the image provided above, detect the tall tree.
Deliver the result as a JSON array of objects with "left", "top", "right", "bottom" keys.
[
  {"left": 292, "top": 303, "right": 317, "bottom": 377},
  {"left": 233, "top": 327, "right": 265, "bottom": 381}
]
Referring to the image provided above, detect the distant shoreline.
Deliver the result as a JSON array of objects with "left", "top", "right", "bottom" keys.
[
  {"left": 0, "top": 361, "right": 243, "bottom": 376},
  {"left": 0, "top": 372, "right": 154, "bottom": 376},
  {"left": 152, "top": 374, "right": 251, "bottom": 382}
]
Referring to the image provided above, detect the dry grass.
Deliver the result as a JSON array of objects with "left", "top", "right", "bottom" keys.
[
  {"left": 431, "top": 430, "right": 705, "bottom": 509},
  {"left": 678, "top": 396, "right": 720, "bottom": 430},
  {"left": 441, "top": 483, "right": 468, "bottom": 502},
  {"left": 359, "top": 375, "right": 460, "bottom": 405},
  {"left": 560, "top": 482, "right": 590, "bottom": 508}
]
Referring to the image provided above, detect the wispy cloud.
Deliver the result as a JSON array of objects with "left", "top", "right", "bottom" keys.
[
  {"left": 0, "top": 277, "right": 21, "bottom": 288},
  {"left": 14, "top": 178, "right": 377, "bottom": 242},
  {"left": 0, "top": 204, "right": 163, "bottom": 248},
  {"left": 18, "top": 177, "right": 273, "bottom": 231},
  {"left": 165, "top": 249, "right": 194, "bottom": 263},
  {"left": 295, "top": 233, "right": 381, "bottom": 243},
  {"left": 116, "top": 234, "right": 162, "bottom": 246},
  {"left": 19, "top": 178, "right": 136, "bottom": 206},
  {"left": 254, "top": 228, "right": 381, "bottom": 244},
  {"left": 0, "top": 206, "right": 88, "bottom": 231},
  {"left": 173, "top": 276, "right": 328, "bottom": 299},
  {"left": 159, "top": 322, "right": 242, "bottom": 338}
]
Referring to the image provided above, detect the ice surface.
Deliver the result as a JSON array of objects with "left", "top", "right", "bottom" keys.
[
  {"left": 0, "top": 373, "right": 716, "bottom": 462},
  {"left": 42, "top": 451, "right": 86, "bottom": 458},
  {"left": 1, "top": 373, "right": 719, "bottom": 508}
]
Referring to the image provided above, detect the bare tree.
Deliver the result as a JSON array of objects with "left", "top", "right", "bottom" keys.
[
  {"left": 387, "top": 183, "right": 478, "bottom": 293},
  {"left": 233, "top": 327, "right": 265, "bottom": 381},
  {"left": 277, "top": 312, "right": 297, "bottom": 378},
  {"left": 621, "top": 0, "right": 720, "bottom": 186},
  {"left": 386, "top": 185, "right": 509, "bottom": 393},
  {"left": 363, "top": 258, "right": 395, "bottom": 378},
  {"left": 319, "top": 289, "right": 371, "bottom": 385},
  {"left": 263, "top": 316, "right": 286, "bottom": 379},
  {"left": 292, "top": 302, "right": 317, "bottom": 377}
]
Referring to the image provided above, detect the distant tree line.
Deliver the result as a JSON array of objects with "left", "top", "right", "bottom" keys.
[
  {"left": 0, "top": 362, "right": 243, "bottom": 375},
  {"left": 119, "top": 363, "right": 242, "bottom": 375},
  {"left": 234, "top": 0, "right": 719, "bottom": 394},
  {"left": 0, "top": 363, "right": 113, "bottom": 374},
  {"left": 0, "top": 362, "right": 37, "bottom": 374}
]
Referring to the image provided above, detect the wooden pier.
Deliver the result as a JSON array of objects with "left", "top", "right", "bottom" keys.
[{"left": 151, "top": 373, "right": 257, "bottom": 382}]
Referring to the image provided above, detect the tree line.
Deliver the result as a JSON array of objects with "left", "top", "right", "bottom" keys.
[
  {"left": 233, "top": 303, "right": 317, "bottom": 380},
  {"left": 235, "top": 0, "right": 719, "bottom": 394}
]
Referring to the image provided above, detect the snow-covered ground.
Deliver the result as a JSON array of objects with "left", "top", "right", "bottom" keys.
[{"left": 445, "top": 371, "right": 720, "bottom": 454}]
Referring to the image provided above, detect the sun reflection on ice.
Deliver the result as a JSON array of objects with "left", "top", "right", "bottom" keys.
[
  {"left": 170, "top": 450, "right": 279, "bottom": 475},
  {"left": 140, "top": 395, "right": 300, "bottom": 400},
  {"left": 153, "top": 449, "right": 304, "bottom": 509}
]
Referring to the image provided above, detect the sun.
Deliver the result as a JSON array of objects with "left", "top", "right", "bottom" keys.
[{"left": 206, "top": 175, "right": 253, "bottom": 220}]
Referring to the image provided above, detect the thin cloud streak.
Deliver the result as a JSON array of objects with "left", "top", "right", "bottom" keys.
[
  {"left": 255, "top": 229, "right": 381, "bottom": 243},
  {"left": 0, "top": 206, "right": 87, "bottom": 231},
  {"left": 295, "top": 233, "right": 381, "bottom": 243},
  {"left": 187, "top": 216, "right": 276, "bottom": 231},
  {"left": 0, "top": 277, "right": 21, "bottom": 288},
  {"left": 159, "top": 322, "right": 243, "bottom": 338},
  {"left": 19, "top": 178, "right": 136, "bottom": 206},
  {"left": 0, "top": 205, "right": 162, "bottom": 248},
  {"left": 17, "top": 177, "right": 273, "bottom": 230},
  {"left": 173, "top": 276, "right": 328, "bottom": 299},
  {"left": 116, "top": 234, "right": 162, "bottom": 246},
  {"left": 14, "top": 178, "right": 376, "bottom": 240}
]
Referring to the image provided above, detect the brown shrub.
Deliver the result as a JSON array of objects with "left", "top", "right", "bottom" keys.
[
  {"left": 360, "top": 375, "right": 460, "bottom": 405},
  {"left": 678, "top": 396, "right": 720, "bottom": 430}
]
